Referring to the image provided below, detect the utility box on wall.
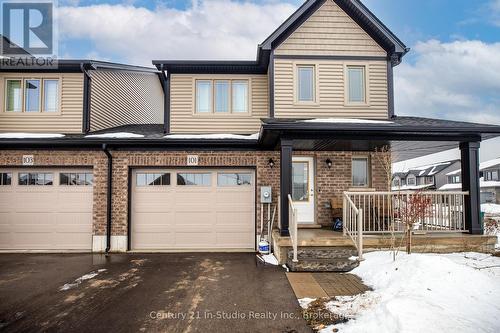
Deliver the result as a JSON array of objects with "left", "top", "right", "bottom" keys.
[{"left": 260, "top": 186, "right": 272, "bottom": 203}]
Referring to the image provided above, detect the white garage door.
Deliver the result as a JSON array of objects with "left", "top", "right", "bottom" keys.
[
  {"left": 0, "top": 168, "right": 93, "bottom": 250},
  {"left": 132, "top": 169, "right": 255, "bottom": 251}
]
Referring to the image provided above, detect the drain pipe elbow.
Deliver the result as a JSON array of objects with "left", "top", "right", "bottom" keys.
[{"left": 102, "top": 144, "right": 113, "bottom": 253}]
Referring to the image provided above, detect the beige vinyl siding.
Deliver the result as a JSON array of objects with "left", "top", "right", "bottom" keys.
[
  {"left": 0, "top": 73, "right": 84, "bottom": 133},
  {"left": 275, "top": 0, "right": 386, "bottom": 57},
  {"left": 170, "top": 74, "right": 268, "bottom": 134},
  {"left": 89, "top": 70, "right": 163, "bottom": 132},
  {"left": 274, "top": 59, "right": 388, "bottom": 118}
]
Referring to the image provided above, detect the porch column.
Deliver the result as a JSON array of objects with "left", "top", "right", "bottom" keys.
[
  {"left": 460, "top": 141, "right": 482, "bottom": 234},
  {"left": 280, "top": 138, "right": 293, "bottom": 236}
]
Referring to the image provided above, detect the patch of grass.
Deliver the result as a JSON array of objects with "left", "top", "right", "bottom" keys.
[{"left": 302, "top": 298, "right": 347, "bottom": 332}]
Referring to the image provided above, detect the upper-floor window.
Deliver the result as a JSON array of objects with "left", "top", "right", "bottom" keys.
[
  {"left": 484, "top": 170, "right": 499, "bottom": 181},
  {"left": 195, "top": 79, "right": 248, "bottom": 114},
  {"left": 407, "top": 174, "right": 416, "bottom": 186},
  {"left": 392, "top": 177, "right": 401, "bottom": 187},
  {"left": 5, "top": 78, "right": 59, "bottom": 113},
  {"left": 352, "top": 157, "right": 369, "bottom": 187},
  {"left": 347, "top": 66, "right": 366, "bottom": 104},
  {"left": 448, "top": 175, "right": 461, "bottom": 184},
  {"left": 297, "top": 65, "right": 315, "bottom": 102}
]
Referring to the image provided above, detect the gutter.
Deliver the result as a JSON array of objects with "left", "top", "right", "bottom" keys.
[{"left": 102, "top": 144, "right": 113, "bottom": 253}]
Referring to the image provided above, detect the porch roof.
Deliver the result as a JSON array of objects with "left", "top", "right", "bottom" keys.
[{"left": 259, "top": 116, "right": 500, "bottom": 160}]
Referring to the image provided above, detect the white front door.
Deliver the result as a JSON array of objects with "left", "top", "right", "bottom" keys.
[{"left": 292, "top": 157, "right": 315, "bottom": 224}]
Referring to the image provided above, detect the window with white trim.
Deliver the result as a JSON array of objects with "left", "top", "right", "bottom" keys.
[
  {"left": 347, "top": 66, "right": 366, "bottom": 103},
  {"left": 297, "top": 65, "right": 315, "bottom": 102},
  {"left": 4, "top": 78, "right": 60, "bottom": 113},
  {"left": 177, "top": 173, "right": 211, "bottom": 186},
  {"left": 407, "top": 174, "right": 416, "bottom": 186},
  {"left": 195, "top": 79, "right": 249, "bottom": 114},
  {"left": 484, "top": 170, "right": 499, "bottom": 181},
  {"left": 0, "top": 172, "right": 12, "bottom": 185},
  {"left": 136, "top": 173, "right": 170, "bottom": 186},
  {"left": 60, "top": 172, "right": 94, "bottom": 186},
  {"left": 18, "top": 173, "right": 53, "bottom": 186},
  {"left": 352, "top": 157, "right": 369, "bottom": 187},
  {"left": 217, "top": 173, "right": 252, "bottom": 186}
]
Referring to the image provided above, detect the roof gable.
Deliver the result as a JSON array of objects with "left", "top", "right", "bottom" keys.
[{"left": 260, "top": 0, "right": 408, "bottom": 64}]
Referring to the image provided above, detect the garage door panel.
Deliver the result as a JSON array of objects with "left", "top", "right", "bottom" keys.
[
  {"left": 132, "top": 169, "right": 255, "bottom": 251},
  {"left": 0, "top": 168, "right": 93, "bottom": 250},
  {"left": 174, "top": 212, "right": 215, "bottom": 225}
]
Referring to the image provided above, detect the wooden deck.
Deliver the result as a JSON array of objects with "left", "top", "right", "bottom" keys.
[
  {"left": 272, "top": 228, "right": 497, "bottom": 264},
  {"left": 287, "top": 272, "right": 369, "bottom": 298}
]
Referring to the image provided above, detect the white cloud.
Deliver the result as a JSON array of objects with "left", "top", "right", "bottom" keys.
[
  {"left": 395, "top": 39, "right": 500, "bottom": 125},
  {"left": 57, "top": 1, "right": 297, "bottom": 65}
]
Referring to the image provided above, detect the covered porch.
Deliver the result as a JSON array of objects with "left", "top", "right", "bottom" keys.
[{"left": 259, "top": 116, "right": 500, "bottom": 265}]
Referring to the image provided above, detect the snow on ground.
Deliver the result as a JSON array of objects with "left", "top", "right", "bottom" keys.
[
  {"left": 301, "top": 118, "right": 393, "bottom": 124},
  {"left": 163, "top": 133, "right": 259, "bottom": 140},
  {"left": 60, "top": 269, "right": 107, "bottom": 291},
  {"left": 256, "top": 253, "right": 279, "bottom": 266},
  {"left": 482, "top": 203, "right": 500, "bottom": 215},
  {"left": 0, "top": 133, "right": 65, "bottom": 138},
  {"left": 311, "top": 251, "right": 500, "bottom": 333},
  {"left": 391, "top": 184, "right": 433, "bottom": 191},
  {"left": 85, "top": 132, "right": 145, "bottom": 138}
]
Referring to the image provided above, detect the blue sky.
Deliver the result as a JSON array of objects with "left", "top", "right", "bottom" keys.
[{"left": 52, "top": 0, "right": 500, "bottom": 163}]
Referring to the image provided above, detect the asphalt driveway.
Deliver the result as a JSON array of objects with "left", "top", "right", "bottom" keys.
[{"left": 0, "top": 253, "right": 311, "bottom": 333}]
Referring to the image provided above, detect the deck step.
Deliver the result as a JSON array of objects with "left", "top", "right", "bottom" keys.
[{"left": 286, "top": 247, "right": 359, "bottom": 272}]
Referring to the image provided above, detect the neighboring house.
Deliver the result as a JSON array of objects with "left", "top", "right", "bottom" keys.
[
  {"left": 440, "top": 158, "right": 500, "bottom": 204},
  {"left": 1, "top": 0, "right": 499, "bottom": 258},
  {"left": 392, "top": 160, "right": 461, "bottom": 190}
]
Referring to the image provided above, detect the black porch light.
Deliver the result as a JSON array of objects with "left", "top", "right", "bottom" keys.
[
  {"left": 268, "top": 158, "right": 275, "bottom": 168},
  {"left": 326, "top": 158, "right": 333, "bottom": 169}
]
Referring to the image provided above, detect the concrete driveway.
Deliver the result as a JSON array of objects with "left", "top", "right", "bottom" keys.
[{"left": 0, "top": 253, "right": 311, "bottom": 333}]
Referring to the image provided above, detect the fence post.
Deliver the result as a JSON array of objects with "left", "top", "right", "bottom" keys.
[{"left": 357, "top": 208, "right": 363, "bottom": 260}]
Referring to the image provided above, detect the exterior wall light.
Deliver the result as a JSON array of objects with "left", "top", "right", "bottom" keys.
[
  {"left": 326, "top": 158, "right": 333, "bottom": 169},
  {"left": 268, "top": 158, "right": 275, "bottom": 168}
]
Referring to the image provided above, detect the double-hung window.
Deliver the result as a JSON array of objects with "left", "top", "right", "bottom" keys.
[
  {"left": 195, "top": 79, "right": 249, "bottom": 114},
  {"left": 352, "top": 157, "right": 369, "bottom": 187},
  {"left": 347, "top": 66, "right": 366, "bottom": 104},
  {"left": 297, "top": 65, "right": 315, "bottom": 102},
  {"left": 4, "top": 78, "right": 59, "bottom": 113}
]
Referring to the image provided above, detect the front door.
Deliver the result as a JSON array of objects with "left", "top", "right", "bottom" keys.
[{"left": 292, "top": 157, "right": 315, "bottom": 224}]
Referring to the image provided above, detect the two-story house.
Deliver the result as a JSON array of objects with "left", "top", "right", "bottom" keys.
[
  {"left": 1, "top": 0, "right": 499, "bottom": 265},
  {"left": 392, "top": 160, "right": 461, "bottom": 191},
  {"left": 440, "top": 158, "right": 500, "bottom": 204}
]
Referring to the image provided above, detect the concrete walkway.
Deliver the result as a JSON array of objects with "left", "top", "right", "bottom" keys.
[{"left": 286, "top": 272, "right": 369, "bottom": 298}]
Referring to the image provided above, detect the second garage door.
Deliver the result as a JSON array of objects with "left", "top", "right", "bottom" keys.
[{"left": 131, "top": 169, "right": 255, "bottom": 251}]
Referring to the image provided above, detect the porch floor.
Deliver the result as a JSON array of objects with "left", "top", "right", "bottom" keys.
[{"left": 272, "top": 228, "right": 497, "bottom": 264}]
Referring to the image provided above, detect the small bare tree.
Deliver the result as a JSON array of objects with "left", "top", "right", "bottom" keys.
[
  {"left": 396, "top": 191, "right": 432, "bottom": 254},
  {"left": 374, "top": 145, "right": 397, "bottom": 260}
]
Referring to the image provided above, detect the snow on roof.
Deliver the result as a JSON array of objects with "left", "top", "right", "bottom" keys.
[
  {"left": 445, "top": 158, "right": 500, "bottom": 176},
  {"left": 480, "top": 157, "right": 500, "bottom": 170},
  {"left": 397, "top": 161, "right": 454, "bottom": 176},
  {"left": 85, "top": 132, "right": 145, "bottom": 138},
  {"left": 439, "top": 183, "right": 462, "bottom": 191},
  {"left": 446, "top": 169, "right": 461, "bottom": 176},
  {"left": 440, "top": 177, "right": 500, "bottom": 190},
  {"left": 163, "top": 133, "right": 259, "bottom": 140},
  {"left": 301, "top": 118, "right": 394, "bottom": 124},
  {"left": 0, "top": 133, "right": 65, "bottom": 139},
  {"left": 391, "top": 184, "right": 434, "bottom": 191}
]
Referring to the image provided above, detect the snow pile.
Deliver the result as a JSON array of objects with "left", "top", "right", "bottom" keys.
[
  {"left": 60, "top": 269, "right": 107, "bottom": 291},
  {"left": 163, "top": 133, "right": 259, "bottom": 140},
  {"left": 301, "top": 118, "right": 393, "bottom": 124},
  {"left": 298, "top": 298, "right": 317, "bottom": 309},
  {"left": 256, "top": 253, "right": 279, "bottom": 266},
  {"left": 85, "top": 132, "right": 144, "bottom": 138},
  {"left": 317, "top": 252, "right": 500, "bottom": 333},
  {"left": 0, "top": 133, "right": 65, "bottom": 138}
]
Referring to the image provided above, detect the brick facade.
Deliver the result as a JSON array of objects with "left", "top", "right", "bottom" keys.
[{"left": 0, "top": 149, "right": 389, "bottom": 242}]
